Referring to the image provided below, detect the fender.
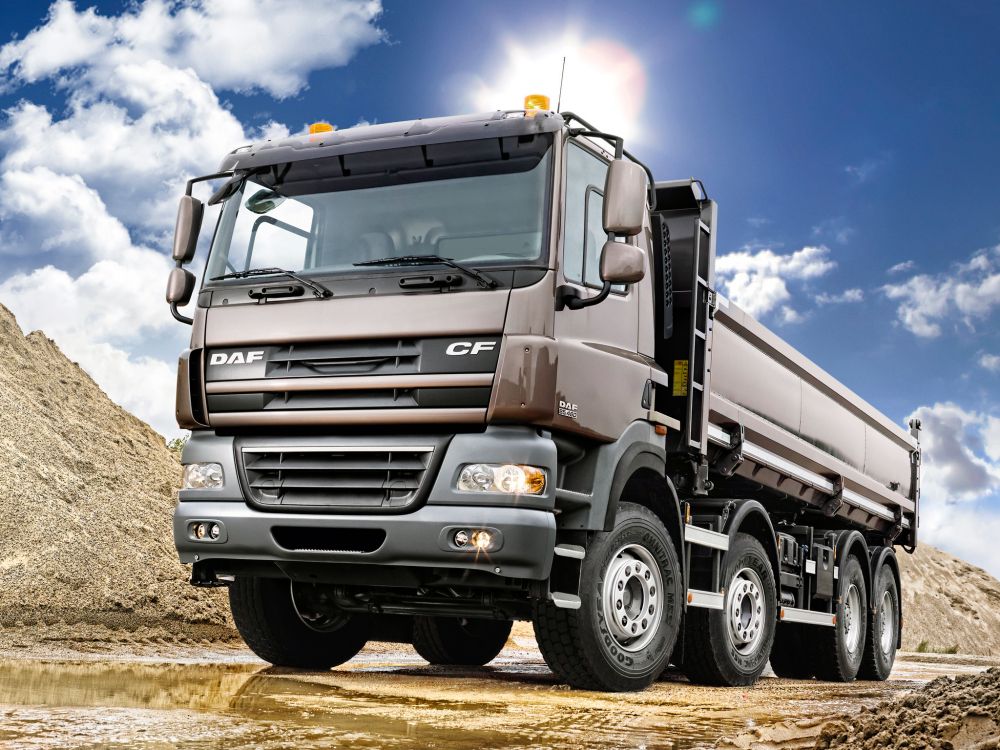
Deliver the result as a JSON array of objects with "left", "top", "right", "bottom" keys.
[
  {"left": 833, "top": 529, "right": 871, "bottom": 600},
  {"left": 604, "top": 442, "right": 667, "bottom": 530},
  {"left": 602, "top": 440, "right": 683, "bottom": 557},
  {"left": 869, "top": 545, "right": 904, "bottom": 649},
  {"left": 720, "top": 499, "right": 780, "bottom": 581}
]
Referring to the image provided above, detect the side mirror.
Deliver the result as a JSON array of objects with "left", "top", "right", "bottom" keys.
[
  {"left": 172, "top": 195, "right": 204, "bottom": 263},
  {"left": 600, "top": 241, "right": 645, "bottom": 284},
  {"left": 166, "top": 267, "right": 196, "bottom": 306},
  {"left": 603, "top": 160, "right": 646, "bottom": 237}
]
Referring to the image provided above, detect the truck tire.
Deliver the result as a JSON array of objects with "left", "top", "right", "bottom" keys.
[
  {"left": 813, "top": 555, "right": 867, "bottom": 682},
  {"left": 412, "top": 616, "right": 512, "bottom": 666},
  {"left": 768, "top": 622, "right": 815, "bottom": 679},
  {"left": 681, "top": 533, "right": 777, "bottom": 686},
  {"left": 858, "top": 564, "right": 899, "bottom": 681},
  {"left": 229, "top": 577, "right": 368, "bottom": 669},
  {"left": 533, "top": 502, "right": 682, "bottom": 692}
]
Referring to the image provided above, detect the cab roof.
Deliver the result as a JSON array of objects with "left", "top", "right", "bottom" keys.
[{"left": 219, "top": 110, "right": 566, "bottom": 172}]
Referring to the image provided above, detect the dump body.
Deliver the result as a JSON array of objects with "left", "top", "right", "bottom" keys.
[{"left": 709, "top": 301, "right": 917, "bottom": 537}]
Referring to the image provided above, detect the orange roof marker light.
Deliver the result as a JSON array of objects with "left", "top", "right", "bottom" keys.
[
  {"left": 524, "top": 94, "right": 551, "bottom": 115},
  {"left": 308, "top": 122, "right": 335, "bottom": 134}
]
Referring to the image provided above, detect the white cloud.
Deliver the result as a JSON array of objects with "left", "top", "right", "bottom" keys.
[
  {"left": 715, "top": 245, "right": 835, "bottom": 319},
  {"left": 909, "top": 402, "right": 1000, "bottom": 577},
  {"left": 816, "top": 288, "right": 864, "bottom": 305},
  {"left": 0, "top": 1, "right": 383, "bottom": 436},
  {"left": 0, "top": 0, "right": 385, "bottom": 99},
  {"left": 882, "top": 245, "right": 1000, "bottom": 338},
  {"left": 981, "top": 353, "right": 1000, "bottom": 373},
  {"left": 887, "top": 259, "right": 915, "bottom": 274},
  {"left": 909, "top": 403, "right": 1000, "bottom": 502},
  {"left": 0, "top": 170, "right": 181, "bottom": 434}
]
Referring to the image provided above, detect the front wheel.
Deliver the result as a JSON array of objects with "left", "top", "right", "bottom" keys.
[
  {"left": 681, "top": 533, "right": 777, "bottom": 686},
  {"left": 229, "top": 577, "right": 369, "bottom": 669},
  {"left": 533, "top": 502, "right": 683, "bottom": 692}
]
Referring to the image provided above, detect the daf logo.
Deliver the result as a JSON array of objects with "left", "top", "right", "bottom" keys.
[
  {"left": 445, "top": 341, "right": 497, "bottom": 356},
  {"left": 210, "top": 351, "right": 265, "bottom": 366}
]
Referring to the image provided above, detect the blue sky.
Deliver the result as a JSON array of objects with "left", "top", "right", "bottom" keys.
[{"left": 0, "top": 1, "right": 998, "bottom": 574}]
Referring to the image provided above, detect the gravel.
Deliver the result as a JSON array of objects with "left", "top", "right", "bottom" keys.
[
  {"left": 0, "top": 304, "right": 236, "bottom": 645},
  {"left": 815, "top": 668, "right": 1000, "bottom": 749}
]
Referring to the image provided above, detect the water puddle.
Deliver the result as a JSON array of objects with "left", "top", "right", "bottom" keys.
[{"left": 0, "top": 653, "right": 983, "bottom": 749}]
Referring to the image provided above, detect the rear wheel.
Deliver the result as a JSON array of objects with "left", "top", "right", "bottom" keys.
[
  {"left": 229, "top": 577, "right": 368, "bottom": 669},
  {"left": 768, "top": 622, "right": 815, "bottom": 679},
  {"left": 681, "top": 533, "right": 777, "bottom": 686},
  {"left": 412, "top": 617, "right": 512, "bottom": 666},
  {"left": 813, "top": 555, "right": 867, "bottom": 682},
  {"left": 859, "top": 564, "right": 899, "bottom": 680},
  {"left": 533, "top": 502, "right": 682, "bottom": 692}
]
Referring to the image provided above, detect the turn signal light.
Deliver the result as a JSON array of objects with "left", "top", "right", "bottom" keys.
[{"left": 308, "top": 121, "right": 334, "bottom": 134}]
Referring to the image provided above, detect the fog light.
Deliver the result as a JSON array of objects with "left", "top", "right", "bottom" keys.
[
  {"left": 471, "top": 530, "right": 493, "bottom": 550},
  {"left": 209, "top": 523, "right": 221, "bottom": 540},
  {"left": 456, "top": 464, "right": 546, "bottom": 495},
  {"left": 182, "top": 462, "right": 224, "bottom": 490},
  {"left": 454, "top": 529, "right": 470, "bottom": 547}
]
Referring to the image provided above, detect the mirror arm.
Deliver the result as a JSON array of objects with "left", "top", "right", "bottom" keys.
[
  {"left": 185, "top": 170, "right": 234, "bottom": 197},
  {"left": 170, "top": 301, "right": 194, "bottom": 325},
  {"left": 557, "top": 280, "right": 612, "bottom": 311},
  {"left": 562, "top": 112, "right": 657, "bottom": 210}
]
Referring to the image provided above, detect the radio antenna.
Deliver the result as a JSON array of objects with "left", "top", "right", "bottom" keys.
[{"left": 556, "top": 56, "right": 566, "bottom": 112}]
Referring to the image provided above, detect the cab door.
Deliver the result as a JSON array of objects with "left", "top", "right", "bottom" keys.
[{"left": 552, "top": 139, "right": 651, "bottom": 441}]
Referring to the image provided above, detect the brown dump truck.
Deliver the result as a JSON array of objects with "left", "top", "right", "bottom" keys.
[{"left": 166, "top": 100, "right": 919, "bottom": 692}]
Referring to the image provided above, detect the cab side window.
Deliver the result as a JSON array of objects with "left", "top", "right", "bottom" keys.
[{"left": 563, "top": 142, "right": 610, "bottom": 289}]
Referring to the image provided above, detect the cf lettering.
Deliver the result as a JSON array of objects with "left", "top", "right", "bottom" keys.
[{"left": 445, "top": 341, "right": 496, "bottom": 356}]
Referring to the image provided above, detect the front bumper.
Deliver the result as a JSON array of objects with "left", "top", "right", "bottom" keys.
[
  {"left": 174, "top": 425, "right": 559, "bottom": 581},
  {"left": 174, "top": 501, "right": 557, "bottom": 580}
]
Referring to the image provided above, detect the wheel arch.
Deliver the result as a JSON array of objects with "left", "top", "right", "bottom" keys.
[
  {"left": 606, "top": 447, "right": 684, "bottom": 566},
  {"left": 723, "top": 500, "right": 780, "bottom": 583},
  {"left": 835, "top": 530, "right": 872, "bottom": 601}
]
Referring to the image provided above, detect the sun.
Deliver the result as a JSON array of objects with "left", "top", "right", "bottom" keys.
[{"left": 472, "top": 31, "right": 648, "bottom": 142}]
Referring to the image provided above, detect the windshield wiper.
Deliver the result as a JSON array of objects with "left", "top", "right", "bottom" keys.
[
  {"left": 210, "top": 267, "right": 333, "bottom": 298},
  {"left": 354, "top": 255, "right": 498, "bottom": 289}
]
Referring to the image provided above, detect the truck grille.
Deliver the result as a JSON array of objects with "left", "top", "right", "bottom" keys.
[
  {"left": 240, "top": 445, "right": 436, "bottom": 512},
  {"left": 267, "top": 339, "right": 421, "bottom": 378}
]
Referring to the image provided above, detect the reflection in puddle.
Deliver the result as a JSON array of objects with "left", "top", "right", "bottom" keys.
[{"left": 0, "top": 656, "right": 977, "bottom": 749}]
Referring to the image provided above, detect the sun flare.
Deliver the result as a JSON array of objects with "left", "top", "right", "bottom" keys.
[{"left": 472, "top": 31, "right": 648, "bottom": 142}]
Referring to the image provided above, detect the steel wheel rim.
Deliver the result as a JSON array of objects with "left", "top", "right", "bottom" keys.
[
  {"left": 843, "top": 583, "right": 862, "bottom": 654},
  {"left": 601, "top": 543, "right": 663, "bottom": 652},
  {"left": 290, "top": 581, "right": 350, "bottom": 633},
  {"left": 878, "top": 589, "right": 895, "bottom": 655},
  {"left": 726, "top": 567, "right": 766, "bottom": 656}
]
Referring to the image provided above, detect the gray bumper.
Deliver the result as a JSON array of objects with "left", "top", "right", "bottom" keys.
[
  {"left": 174, "top": 501, "right": 556, "bottom": 580},
  {"left": 175, "top": 425, "right": 559, "bottom": 581}
]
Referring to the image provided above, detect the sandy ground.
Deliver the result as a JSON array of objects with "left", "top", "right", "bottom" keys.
[{"left": 0, "top": 629, "right": 997, "bottom": 750}]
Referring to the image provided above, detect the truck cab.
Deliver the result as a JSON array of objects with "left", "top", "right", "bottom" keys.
[{"left": 168, "top": 102, "right": 917, "bottom": 692}]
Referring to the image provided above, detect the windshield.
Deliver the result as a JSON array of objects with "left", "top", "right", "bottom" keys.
[{"left": 205, "top": 146, "right": 552, "bottom": 283}]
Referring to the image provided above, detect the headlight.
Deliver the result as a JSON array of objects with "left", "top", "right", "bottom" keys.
[
  {"left": 456, "top": 463, "right": 546, "bottom": 495},
  {"left": 182, "top": 462, "right": 224, "bottom": 490}
]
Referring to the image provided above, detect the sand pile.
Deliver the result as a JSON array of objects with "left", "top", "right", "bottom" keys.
[
  {"left": 815, "top": 667, "right": 1000, "bottom": 749},
  {"left": 0, "top": 304, "right": 235, "bottom": 643},
  {"left": 899, "top": 545, "right": 1000, "bottom": 656}
]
